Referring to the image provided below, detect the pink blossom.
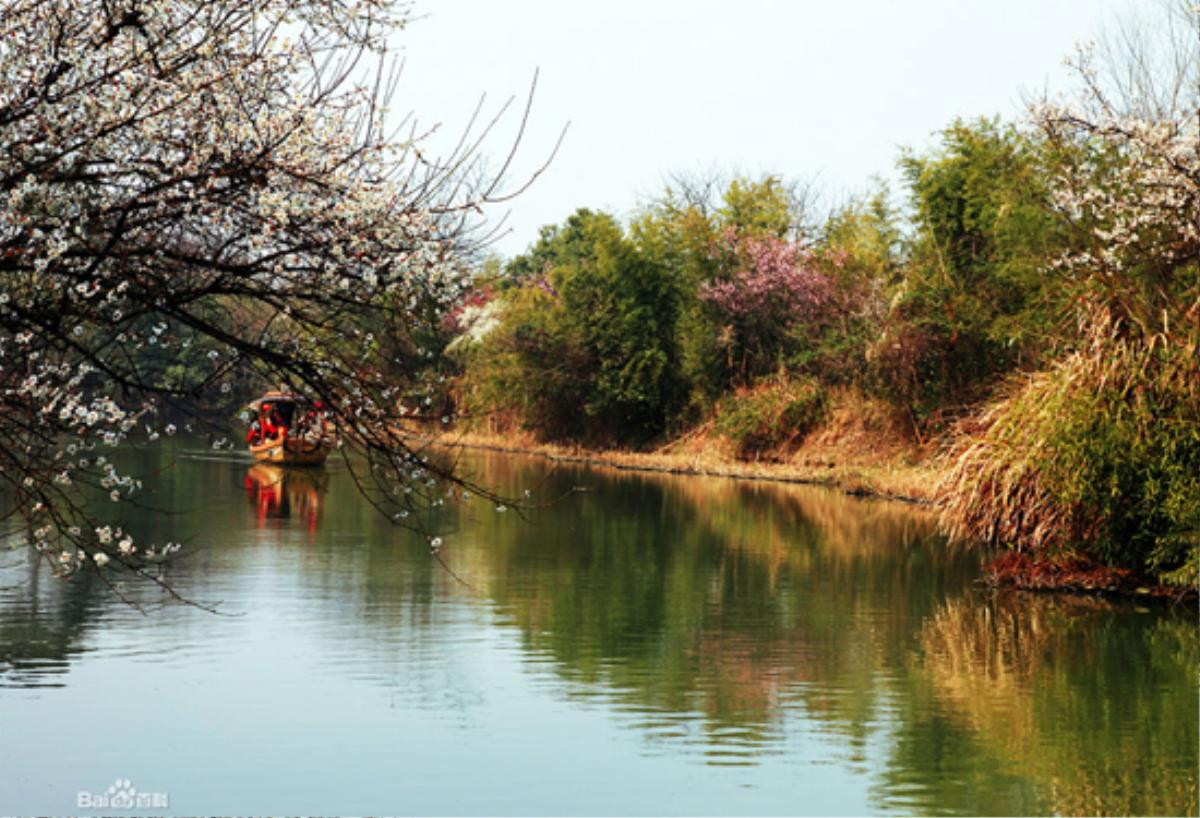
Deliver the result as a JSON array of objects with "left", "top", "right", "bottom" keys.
[{"left": 698, "top": 231, "right": 832, "bottom": 324}]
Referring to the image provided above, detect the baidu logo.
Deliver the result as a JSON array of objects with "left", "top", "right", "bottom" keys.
[{"left": 77, "top": 778, "right": 169, "bottom": 810}]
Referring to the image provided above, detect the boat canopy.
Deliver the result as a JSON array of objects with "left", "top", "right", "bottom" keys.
[{"left": 246, "top": 391, "right": 315, "bottom": 412}]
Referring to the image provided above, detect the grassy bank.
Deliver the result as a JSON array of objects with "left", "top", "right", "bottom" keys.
[
  {"left": 444, "top": 389, "right": 938, "bottom": 504},
  {"left": 447, "top": 429, "right": 937, "bottom": 503}
]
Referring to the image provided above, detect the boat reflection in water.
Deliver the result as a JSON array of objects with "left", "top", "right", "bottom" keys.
[{"left": 244, "top": 463, "right": 328, "bottom": 532}]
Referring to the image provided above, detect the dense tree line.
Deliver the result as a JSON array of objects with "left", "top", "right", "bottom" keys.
[
  {"left": 447, "top": 14, "right": 1199, "bottom": 587},
  {"left": 452, "top": 121, "right": 1075, "bottom": 445}
]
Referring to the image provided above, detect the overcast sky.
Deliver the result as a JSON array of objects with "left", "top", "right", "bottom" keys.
[{"left": 391, "top": 0, "right": 1137, "bottom": 257}]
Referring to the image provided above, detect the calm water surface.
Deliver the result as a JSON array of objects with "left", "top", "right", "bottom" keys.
[{"left": 0, "top": 444, "right": 1195, "bottom": 815}]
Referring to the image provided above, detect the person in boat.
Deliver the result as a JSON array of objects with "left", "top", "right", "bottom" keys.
[
  {"left": 258, "top": 402, "right": 288, "bottom": 443},
  {"left": 259, "top": 402, "right": 274, "bottom": 442},
  {"left": 299, "top": 400, "right": 328, "bottom": 441},
  {"left": 246, "top": 418, "right": 263, "bottom": 445}
]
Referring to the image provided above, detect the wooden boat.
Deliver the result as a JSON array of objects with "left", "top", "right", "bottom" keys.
[{"left": 246, "top": 391, "right": 333, "bottom": 466}]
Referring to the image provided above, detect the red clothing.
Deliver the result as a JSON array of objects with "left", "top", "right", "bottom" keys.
[{"left": 264, "top": 413, "right": 288, "bottom": 440}]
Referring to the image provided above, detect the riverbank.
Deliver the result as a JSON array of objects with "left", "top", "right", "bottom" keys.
[
  {"left": 439, "top": 389, "right": 941, "bottom": 504},
  {"left": 441, "top": 433, "right": 936, "bottom": 506}
]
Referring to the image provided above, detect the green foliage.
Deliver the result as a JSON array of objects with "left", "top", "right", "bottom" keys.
[
  {"left": 716, "top": 176, "right": 797, "bottom": 238},
  {"left": 458, "top": 285, "right": 593, "bottom": 439},
  {"left": 938, "top": 81, "right": 1200, "bottom": 586},
  {"left": 465, "top": 174, "right": 899, "bottom": 442},
  {"left": 629, "top": 197, "right": 727, "bottom": 418},
  {"left": 796, "top": 187, "right": 896, "bottom": 384},
  {"left": 874, "top": 119, "right": 1066, "bottom": 420},
  {"left": 459, "top": 209, "right": 684, "bottom": 444},
  {"left": 821, "top": 184, "right": 901, "bottom": 283},
  {"left": 715, "top": 378, "right": 828, "bottom": 459},
  {"left": 503, "top": 211, "right": 608, "bottom": 281},
  {"left": 556, "top": 214, "right": 685, "bottom": 439}
]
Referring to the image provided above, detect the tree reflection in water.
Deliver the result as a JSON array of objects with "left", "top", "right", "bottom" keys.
[
  {"left": 451, "top": 451, "right": 1198, "bottom": 813},
  {"left": 912, "top": 592, "right": 1198, "bottom": 816}
]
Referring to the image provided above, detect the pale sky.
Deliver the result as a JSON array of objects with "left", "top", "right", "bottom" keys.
[{"left": 392, "top": 0, "right": 1138, "bottom": 257}]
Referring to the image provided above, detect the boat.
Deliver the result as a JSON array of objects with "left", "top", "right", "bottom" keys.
[{"left": 245, "top": 391, "right": 333, "bottom": 466}]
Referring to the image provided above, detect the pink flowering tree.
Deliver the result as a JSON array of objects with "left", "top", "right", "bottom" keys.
[
  {"left": 698, "top": 230, "right": 833, "bottom": 384},
  {"left": 0, "top": 0, "right": 547, "bottom": 600}
]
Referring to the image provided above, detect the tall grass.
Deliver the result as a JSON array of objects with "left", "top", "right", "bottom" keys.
[{"left": 938, "top": 298, "right": 1200, "bottom": 586}]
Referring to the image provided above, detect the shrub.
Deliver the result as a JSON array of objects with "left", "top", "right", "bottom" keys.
[
  {"left": 944, "top": 56, "right": 1200, "bottom": 589},
  {"left": 454, "top": 284, "right": 592, "bottom": 440},
  {"left": 716, "top": 378, "right": 828, "bottom": 459},
  {"left": 875, "top": 120, "right": 1066, "bottom": 423}
]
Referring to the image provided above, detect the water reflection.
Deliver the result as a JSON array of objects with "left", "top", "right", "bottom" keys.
[
  {"left": 0, "top": 445, "right": 1193, "bottom": 816},
  {"left": 244, "top": 463, "right": 328, "bottom": 531},
  {"left": 0, "top": 551, "right": 103, "bottom": 688},
  {"left": 911, "top": 593, "right": 1199, "bottom": 816},
  {"left": 460, "top": 462, "right": 955, "bottom": 742}
]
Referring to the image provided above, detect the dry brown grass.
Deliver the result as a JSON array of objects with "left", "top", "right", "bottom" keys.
[
  {"left": 936, "top": 300, "right": 1200, "bottom": 587},
  {"left": 438, "top": 388, "right": 939, "bottom": 504}
]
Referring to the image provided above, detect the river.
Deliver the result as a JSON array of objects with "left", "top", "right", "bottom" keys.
[{"left": 0, "top": 443, "right": 1195, "bottom": 815}]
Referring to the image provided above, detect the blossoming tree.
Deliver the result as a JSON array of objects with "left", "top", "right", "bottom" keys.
[
  {"left": 698, "top": 230, "right": 833, "bottom": 384},
  {"left": 0, "top": 0, "right": 544, "bottom": 597}
]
